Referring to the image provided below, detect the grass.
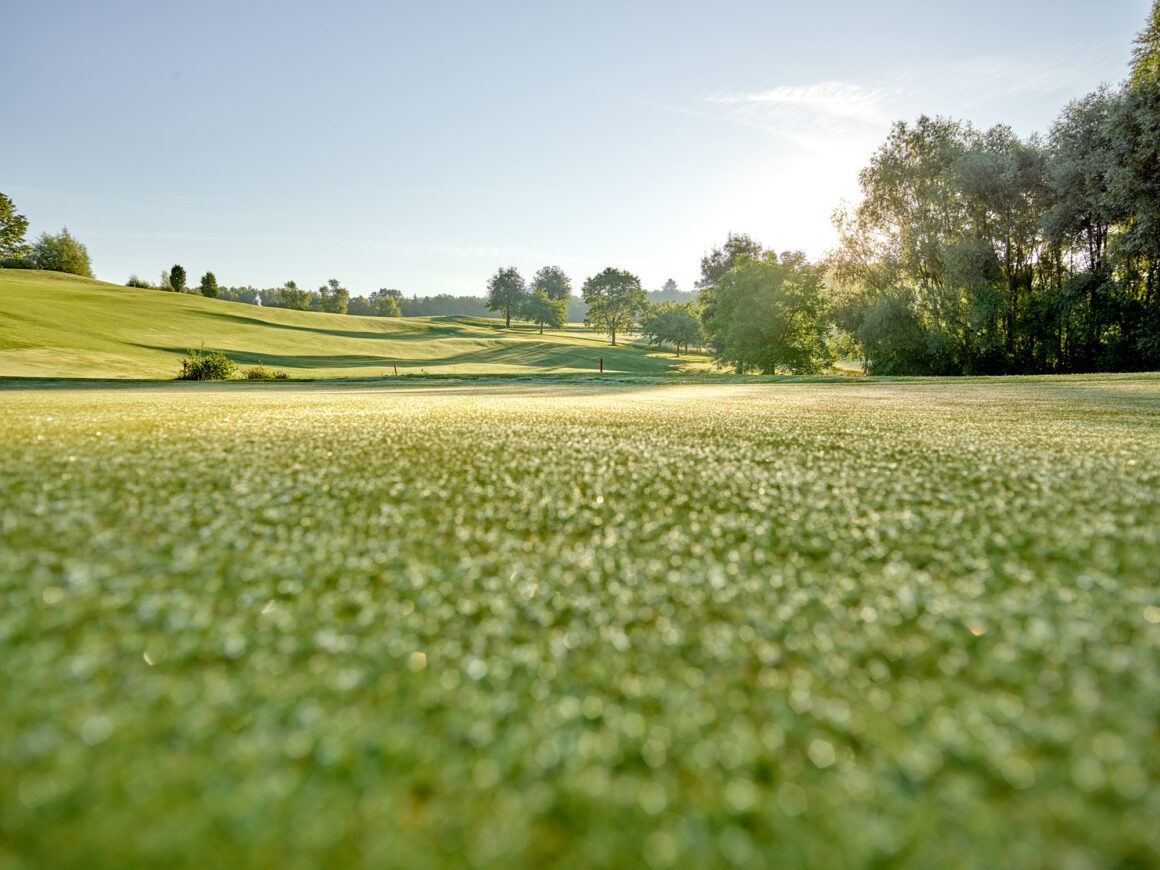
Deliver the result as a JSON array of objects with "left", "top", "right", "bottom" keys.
[
  {"left": 2, "top": 375, "right": 1158, "bottom": 868},
  {"left": 0, "top": 271, "right": 714, "bottom": 379}
]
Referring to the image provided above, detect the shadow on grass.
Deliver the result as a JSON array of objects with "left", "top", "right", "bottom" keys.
[
  {"left": 137, "top": 341, "right": 677, "bottom": 374},
  {"left": 192, "top": 309, "right": 527, "bottom": 343}
]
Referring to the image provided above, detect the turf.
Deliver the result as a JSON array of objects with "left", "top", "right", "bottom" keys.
[
  {"left": 0, "top": 270, "right": 712, "bottom": 379},
  {"left": 2, "top": 375, "right": 1158, "bottom": 868}
]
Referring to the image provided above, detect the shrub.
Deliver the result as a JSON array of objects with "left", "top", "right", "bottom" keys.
[
  {"left": 0, "top": 255, "right": 36, "bottom": 269},
  {"left": 245, "top": 362, "right": 289, "bottom": 380},
  {"left": 178, "top": 348, "right": 236, "bottom": 380},
  {"left": 31, "top": 228, "right": 93, "bottom": 278},
  {"left": 125, "top": 274, "right": 151, "bottom": 288}
]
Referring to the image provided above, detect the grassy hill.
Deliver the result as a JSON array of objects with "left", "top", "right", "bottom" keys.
[{"left": 0, "top": 270, "right": 713, "bottom": 379}]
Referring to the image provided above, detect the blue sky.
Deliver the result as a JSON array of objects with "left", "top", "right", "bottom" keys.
[{"left": 2, "top": 0, "right": 1151, "bottom": 297}]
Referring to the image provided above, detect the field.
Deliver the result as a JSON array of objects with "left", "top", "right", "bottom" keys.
[
  {"left": 0, "top": 271, "right": 712, "bottom": 378},
  {"left": 2, "top": 375, "right": 1158, "bottom": 869}
]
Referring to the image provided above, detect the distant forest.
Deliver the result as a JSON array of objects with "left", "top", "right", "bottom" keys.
[{"left": 208, "top": 284, "right": 695, "bottom": 323}]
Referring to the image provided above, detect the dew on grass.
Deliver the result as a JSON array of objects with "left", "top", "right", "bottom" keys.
[{"left": 2, "top": 377, "right": 1159, "bottom": 867}]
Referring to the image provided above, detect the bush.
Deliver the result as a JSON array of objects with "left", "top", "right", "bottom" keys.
[
  {"left": 125, "top": 274, "right": 151, "bottom": 288},
  {"left": 32, "top": 228, "right": 93, "bottom": 278},
  {"left": 0, "top": 255, "right": 36, "bottom": 269},
  {"left": 245, "top": 362, "right": 289, "bottom": 380},
  {"left": 178, "top": 348, "right": 236, "bottom": 380}
]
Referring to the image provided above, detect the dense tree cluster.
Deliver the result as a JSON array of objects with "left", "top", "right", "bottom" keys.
[
  {"left": 828, "top": 10, "right": 1160, "bottom": 374},
  {"left": 640, "top": 302, "right": 701, "bottom": 355}
]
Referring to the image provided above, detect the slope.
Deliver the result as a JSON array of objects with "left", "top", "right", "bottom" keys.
[{"left": 0, "top": 271, "right": 712, "bottom": 379}]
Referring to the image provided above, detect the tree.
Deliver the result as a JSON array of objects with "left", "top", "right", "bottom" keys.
[
  {"left": 486, "top": 266, "right": 528, "bottom": 327},
  {"left": 531, "top": 265, "right": 572, "bottom": 301},
  {"left": 640, "top": 302, "right": 702, "bottom": 355},
  {"left": 696, "top": 233, "right": 766, "bottom": 292},
  {"left": 347, "top": 296, "right": 373, "bottom": 316},
  {"left": 0, "top": 192, "right": 29, "bottom": 260},
  {"left": 199, "top": 271, "right": 219, "bottom": 298},
  {"left": 280, "top": 280, "right": 310, "bottom": 310},
  {"left": 695, "top": 233, "right": 769, "bottom": 350},
  {"left": 522, "top": 288, "right": 567, "bottom": 334},
  {"left": 319, "top": 278, "right": 349, "bottom": 314},
  {"left": 582, "top": 267, "right": 647, "bottom": 346},
  {"left": 370, "top": 288, "right": 403, "bottom": 317},
  {"left": 1131, "top": 0, "right": 1160, "bottom": 87},
  {"left": 170, "top": 264, "right": 187, "bottom": 293},
  {"left": 704, "top": 254, "right": 831, "bottom": 374},
  {"left": 31, "top": 228, "right": 93, "bottom": 278}
]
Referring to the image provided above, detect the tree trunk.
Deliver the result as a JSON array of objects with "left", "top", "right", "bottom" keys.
[
  {"left": 540, "top": 323, "right": 544, "bottom": 334},
  {"left": 506, "top": 311, "right": 511, "bottom": 328}
]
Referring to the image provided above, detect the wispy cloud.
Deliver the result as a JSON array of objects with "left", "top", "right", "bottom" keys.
[
  {"left": 705, "top": 81, "right": 891, "bottom": 129},
  {"left": 694, "top": 81, "right": 890, "bottom": 158},
  {"left": 692, "top": 49, "right": 1123, "bottom": 153}
]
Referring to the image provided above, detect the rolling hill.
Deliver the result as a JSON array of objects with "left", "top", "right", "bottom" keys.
[{"left": 0, "top": 271, "right": 713, "bottom": 379}]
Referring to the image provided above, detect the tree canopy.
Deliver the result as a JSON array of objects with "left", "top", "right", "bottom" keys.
[
  {"left": 280, "top": 280, "right": 310, "bottom": 311},
  {"left": 31, "top": 228, "right": 93, "bottom": 278},
  {"left": 522, "top": 288, "right": 567, "bottom": 334},
  {"left": 640, "top": 302, "right": 701, "bottom": 355},
  {"left": 486, "top": 267, "right": 528, "bottom": 328},
  {"left": 530, "top": 265, "right": 571, "bottom": 301},
  {"left": 319, "top": 278, "right": 349, "bottom": 314},
  {"left": 582, "top": 267, "right": 647, "bottom": 346},
  {"left": 199, "top": 271, "right": 219, "bottom": 298},
  {"left": 704, "top": 254, "right": 830, "bottom": 374},
  {"left": 0, "top": 192, "right": 29, "bottom": 261},
  {"left": 169, "top": 264, "right": 187, "bottom": 293},
  {"left": 370, "top": 288, "right": 402, "bottom": 317}
]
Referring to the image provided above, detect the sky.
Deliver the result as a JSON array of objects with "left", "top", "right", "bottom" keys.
[{"left": 2, "top": 0, "right": 1152, "bottom": 297}]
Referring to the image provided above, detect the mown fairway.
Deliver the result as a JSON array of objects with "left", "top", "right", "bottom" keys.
[
  {"left": 2, "top": 376, "right": 1159, "bottom": 868},
  {"left": 0, "top": 271, "right": 711, "bottom": 378}
]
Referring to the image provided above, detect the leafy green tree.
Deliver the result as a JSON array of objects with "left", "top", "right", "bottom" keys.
[
  {"left": 1131, "top": 0, "right": 1160, "bottom": 86},
  {"left": 319, "top": 278, "right": 349, "bottom": 314},
  {"left": 486, "top": 266, "right": 528, "bottom": 327},
  {"left": 280, "top": 280, "right": 310, "bottom": 310},
  {"left": 695, "top": 234, "right": 769, "bottom": 349},
  {"left": 582, "top": 267, "right": 647, "bottom": 346},
  {"left": 522, "top": 288, "right": 567, "bottom": 333},
  {"left": 371, "top": 288, "right": 403, "bottom": 317},
  {"left": 640, "top": 302, "right": 702, "bottom": 355},
  {"left": 0, "top": 192, "right": 30, "bottom": 260},
  {"left": 169, "top": 264, "right": 186, "bottom": 293},
  {"left": 31, "top": 228, "right": 94, "bottom": 278},
  {"left": 696, "top": 233, "right": 766, "bottom": 292},
  {"left": 531, "top": 265, "right": 572, "bottom": 301},
  {"left": 704, "top": 254, "right": 831, "bottom": 374},
  {"left": 346, "top": 296, "right": 373, "bottom": 316},
  {"left": 199, "top": 271, "right": 219, "bottom": 298}
]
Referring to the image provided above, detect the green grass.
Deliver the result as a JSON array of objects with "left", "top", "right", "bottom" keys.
[
  {"left": 2, "top": 376, "right": 1158, "bottom": 868},
  {"left": 0, "top": 270, "right": 713, "bottom": 379}
]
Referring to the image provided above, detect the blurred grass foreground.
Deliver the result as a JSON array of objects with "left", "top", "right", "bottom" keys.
[{"left": 2, "top": 376, "right": 1158, "bottom": 868}]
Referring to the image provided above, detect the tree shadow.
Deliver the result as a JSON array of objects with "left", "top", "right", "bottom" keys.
[{"left": 192, "top": 309, "right": 501, "bottom": 342}]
